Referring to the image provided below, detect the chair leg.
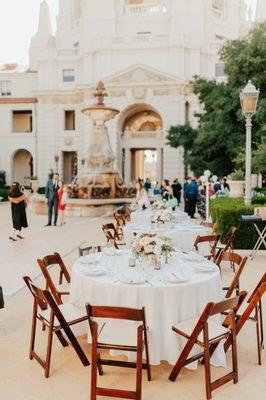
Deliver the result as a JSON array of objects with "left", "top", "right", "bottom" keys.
[
  {"left": 255, "top": 306, "right": 262, "bottom": 365},
  {"left": 231, "top": 330, "right": 238, "bottom": 384},
  {"left": 203, "top": 342, "right": 212, "bottom": 400},
  {"left": 97, "top": 353, "right": 104, "bottom": 376},
  {"left": 29, "top": 303, "right": 38, "bottom": 360},
  {"left": 45, "top": 325, "right": 54, "bottom": 378},
  {"left": 169, "top": 337, "right": 196, "bottom": 382},
  {"left": 55, "top": 330, "right": 69, "bottom": 347},
  {"left": 144, "top": 328, "right": 152, "bottom": 381},
  {"left": 61, "top": 324, "right": 90, "bottom": 367},
  {"left": 259, "top": 301, "right": 264, "bottom": 351},
  {"left": 136, "top": 326, "right": 143, "bottom": 400},
  {"left": 91, "top": 323, "right": 98, "bottom": 400}
]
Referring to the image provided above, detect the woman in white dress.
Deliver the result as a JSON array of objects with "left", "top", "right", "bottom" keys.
[{"left": 135, "top": 181, "right": 150, "bottom": 209}]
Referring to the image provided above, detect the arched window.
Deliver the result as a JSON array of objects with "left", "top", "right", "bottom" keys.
[{"left": 185, "top": 101, "right": 190, "bottom": 125}]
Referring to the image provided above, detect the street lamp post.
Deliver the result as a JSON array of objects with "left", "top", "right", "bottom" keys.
[{"left": 240, "top": 80, "right": 260, "bottom": 206}]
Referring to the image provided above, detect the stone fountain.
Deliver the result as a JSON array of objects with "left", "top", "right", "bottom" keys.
[
  {"left": 31, "top": 82, "right": 134, "bottom": 217},
  {"left": 65, "top": 82, "right": 134, "bottom": 216},
  {"left": 75, "top": 81, "right": 120, "bottom": 199}
]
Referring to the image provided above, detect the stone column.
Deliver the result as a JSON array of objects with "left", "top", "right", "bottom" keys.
[
  {"left": 157, "top": 147, "right": 162, "bottom": 184},
  {"left": 124, "top": 148, "right": 131, "bottom": 185}
]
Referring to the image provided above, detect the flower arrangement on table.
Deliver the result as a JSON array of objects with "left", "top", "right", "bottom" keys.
[
  {"left": 151, "top": 209, "right": 173, "bottom": 224},
  {"left": 132, "top": 233, "right": 174, "bottom": 261},
  {"left": 151, "top": 199, "right": 168, "bottom": 210}
]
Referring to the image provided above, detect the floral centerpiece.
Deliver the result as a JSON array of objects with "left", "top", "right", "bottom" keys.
[
  {"left": 151, "top": 209, "right": 173, "bottom": 224},
  {"left": 132, "top": 233, "right": 174, "bottom": 262},
  {"left": 151, "top": 199, "right": 167, "bottom": 210}
]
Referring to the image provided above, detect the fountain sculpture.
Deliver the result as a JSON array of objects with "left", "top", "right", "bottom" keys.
[
  {"left": 31, "top": 82, "right": 134, "bottom": 217},
  {"left": 69, "top": 81, "right": 134, "bottom": 201}
]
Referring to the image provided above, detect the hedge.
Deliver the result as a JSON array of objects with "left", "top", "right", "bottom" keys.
[{"left": 210, "top": 198, "right": 266, "bottom": 250}]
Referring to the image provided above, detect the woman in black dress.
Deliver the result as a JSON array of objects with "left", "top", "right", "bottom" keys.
[{"left": 8, "top": 182, "right": 28, "bottom": 241}]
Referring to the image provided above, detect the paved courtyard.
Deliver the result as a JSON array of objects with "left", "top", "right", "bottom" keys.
[{"left": 0, "top": 203, "right": 265, "bottom": 400}]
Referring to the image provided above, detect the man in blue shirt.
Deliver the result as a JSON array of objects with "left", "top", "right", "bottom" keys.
[{"left": 184, "top": 178, "right": 199, "bottom": 218}]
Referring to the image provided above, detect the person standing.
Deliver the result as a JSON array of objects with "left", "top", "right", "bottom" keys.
[
  {"left": 8, "top": 182, "right": 28, "bottom": 241},
  {"left": 172, "top": 179, "right": 182, "bottom": 206},
  {"left": 58, "top": 181, "right": 68, "bottom": 226},
  {"left": 135, "top": 181, "right": 150, "bottom": 209},
  {"left": 183, "top": 177, "right": 190, "bottom": 213},
  {"left": 45, "top": 172, "right": 59, "bottom": 226},
  {"left": 161, "top": 179, "right": 173, "bottom": 201},
  {"left": 184, "top": 178, "right": 199, "bottom": 218},
  {"left": 144, "top": 178, "right": 151, "bottom": 192}
]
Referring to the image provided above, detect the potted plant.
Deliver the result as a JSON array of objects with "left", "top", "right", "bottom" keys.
[
  {"left": 30, "top": 176, "right": 39, "bottom": 195},
  {"left": 228, "top": 170, "right": 245, "bottom": 198}
]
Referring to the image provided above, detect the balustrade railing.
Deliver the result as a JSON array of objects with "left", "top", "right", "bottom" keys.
[{"left": 124, "top": 4, "right": 167, "bottom": 15}]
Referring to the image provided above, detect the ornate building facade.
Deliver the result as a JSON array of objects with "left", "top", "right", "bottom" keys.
[{"left": 0, "top": 0, "right": 261, "bottom": 187}]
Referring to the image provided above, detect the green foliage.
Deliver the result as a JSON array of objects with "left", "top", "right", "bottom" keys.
[
  {"left": 251, "top": 196, "right": 266, "bottom": 205},
  {"left": 38, "top": 187, "right": 46, "bottom": 195},
  {"left": 230, "top": 170, "right": 245, "bottom": 181},
  {"left": 0, "top": 171, "right": 6, "bottom": 187},
  {"left": 167, "top": 23, "right": 266, "bottom": 178},
  {"left": 0, "top": 187, "right": 10, "bottom": 201},
  {"left": 166, "top": 125, "right": 197, "bottom": 178},
  {"left": 211, "top": 198, "right": 266, "bottom": 249}
]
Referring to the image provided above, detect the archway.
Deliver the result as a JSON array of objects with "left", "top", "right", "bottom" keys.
[
  {"left": 119, "top": 104, "right": 163, "bottom": 184},
  {"left": 12, "top": 149, "right": 33, "bottom": 186}
]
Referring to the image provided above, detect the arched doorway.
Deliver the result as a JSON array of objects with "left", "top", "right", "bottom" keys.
[
  {"left": 12, "top": 149, "right": 33, "bottom": 186},
  {"left": 119, "top": 104, "right": 163, "bottom": 184}
]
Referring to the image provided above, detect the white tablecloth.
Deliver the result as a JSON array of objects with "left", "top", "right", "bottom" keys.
[
  {"left": 131, "top": 209, "right": 189, "bottom": 225},
  {"left": 124, "top": 222, "right": 209, "bottom": 254},
  {"left": 70, "top": 249, "right": 224, "bottom": 366}
]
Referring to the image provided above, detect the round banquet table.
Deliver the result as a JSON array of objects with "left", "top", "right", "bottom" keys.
[
  {"left": 70, "top": 248, "right": 224, "bottom": 367},
  {"left": 130, "top": 209, "right": 189, "bottom": 225},
  {"left": 124, "top": 222, "right": 209, "bottom": 254}
]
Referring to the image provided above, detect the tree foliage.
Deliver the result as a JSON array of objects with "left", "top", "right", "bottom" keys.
[{"left": 167, "top": 22, "right": 266, "bottom": 177}]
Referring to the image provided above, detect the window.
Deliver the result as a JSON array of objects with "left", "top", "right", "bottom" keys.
[
  {"left": 12, "top": 110, "right": 33, "bottom": 133},
  {"left": 65, "top": 110, "right": 75, "bottom": 131},
  {"left": 63, "top": 69, "right": 75, "bottom": 82},
  {"left": 1, "top": 80, "right": 11, "bottom": 96},
  {"left": 215, "top": 63, "right": 225, "bottom": 77}
]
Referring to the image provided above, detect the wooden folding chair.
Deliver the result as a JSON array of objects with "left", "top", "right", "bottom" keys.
[
  {"left": 169, "top": 295, "right": 242, "bottom": 400},
  {"left": 200, "top": 221, "right": 218, "bottom": 234},
  {"left": 194, "top": 234, "right": 220, "bottom": 261},
  {"left": 215, "top": 227, "right": 238, "bottom": 262},
  {"left": 102, "top": 223, "right": 126, "bottom": 249},
  {"left": 37, "top": 253, "right": 71, "bottom": 305},
  {"left": 224, "top": 273, "right": 266, "bottom": 365},
  {"left": 23, "top": 276, "right": 89, "bottom": 378},
  {"left": 86, "top": 304, "right": 151, "bottom": 400},
  {"left": 79, "top": 245, "right": 102, "bottom": 257},
  {"left": 215, "top": 251, "right": 248, "bottom": 298},
  {"left": 113, "top": 211, "right": 125, "bottom": 240}
]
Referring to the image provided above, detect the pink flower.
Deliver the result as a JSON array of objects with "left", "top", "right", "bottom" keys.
[{"left": 135, "top": 244, "right": 142, "bottom": 252}]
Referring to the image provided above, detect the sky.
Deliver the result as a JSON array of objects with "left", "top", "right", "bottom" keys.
[{"left": 0, "top": 0, "right": 258, "bottom": 66}]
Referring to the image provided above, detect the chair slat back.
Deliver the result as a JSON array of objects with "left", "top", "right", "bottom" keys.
[
  {"left": 37, "top": 253, "right": 70, "bottom": 305},
  {"left": 79, "top": 246, "right": 102, "bottom": 257},
  {"left": 194, "top": 234, "right": 220, "bottom": 256},
  {"left": 210, "top": 296, "right": 240, "bottom": 316},
  {"left": 87, "top": 305, "right": 145, "bottom": 322},
  {"left": 102, "top": 224, "right": 120, "bottom": 249},
  {"left": 23, "top": 276, "right": 48, "bottom": 311}
]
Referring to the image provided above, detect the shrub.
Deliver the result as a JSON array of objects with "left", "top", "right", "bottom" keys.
[
  {"left": 38, "top": 187, "right": 46, "bottom": 195},
  {"left": 0, "top": 171, "right": 6, "bottom": 187},
  {"left": 210, "top": 198, "right": 266, "bottom": 249},
  {"left": 0, "top": 187, "right": 10, "bottom": 201},
  {"left": 252, "top": 196, "right": 266, "bottom": 205}
]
